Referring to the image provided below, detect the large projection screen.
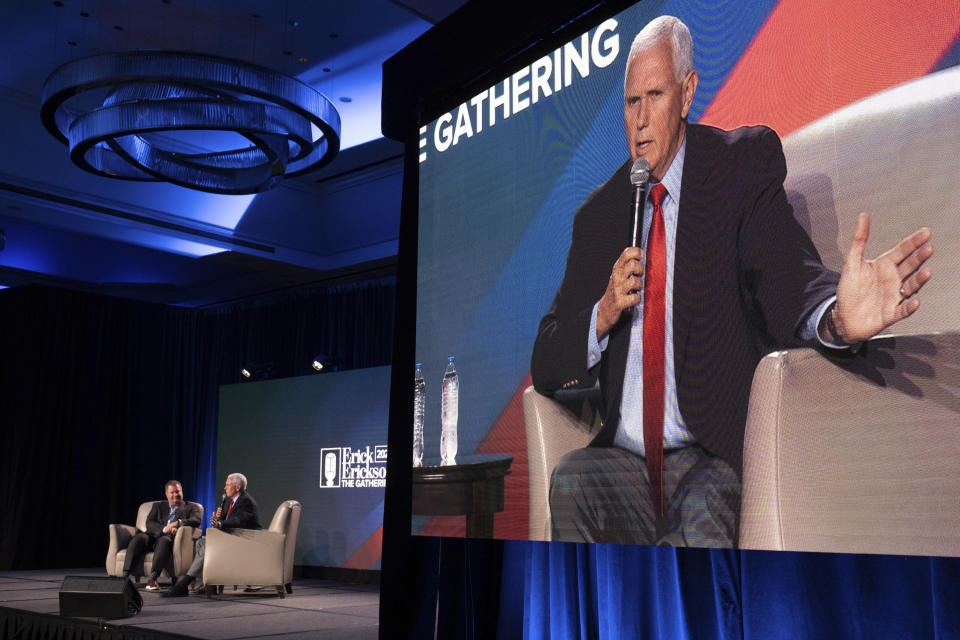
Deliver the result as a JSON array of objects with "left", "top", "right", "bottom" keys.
[
  {"left": 412, "top": 0, "right": 959, "bottom": 552},
  {"left": 218, "top": 366, "right": 390, "bottom": 570}
]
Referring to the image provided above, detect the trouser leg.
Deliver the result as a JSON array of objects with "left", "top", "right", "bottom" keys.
[
  {"left": 122, "top": 532, "right": 152, "bottom": 576},
  {"left": 186, "top": 536, "right": 205, "bottom": 579},
  {"left": 550, "top": 446, "right": 659, "bottom": 544},
  {"left": 151, "top": 534, "right": 176, "bottom": 580},
  {"left": 663, "top": 446, "right": 740, "bottom": 548}
]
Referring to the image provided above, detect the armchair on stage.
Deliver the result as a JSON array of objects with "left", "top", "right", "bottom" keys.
[
  {"left": 524, "top": 67, "right": 960, "bottom": 553},
  {"left": 203, "top": 500, "right": 301, "bottom": 597},
  {"left": 106, "top": 501, "right": 204, "bottom": 580}
]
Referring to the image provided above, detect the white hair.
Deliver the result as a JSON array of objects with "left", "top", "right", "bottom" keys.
[
  {"left": 228, "top": 472, "right": 247, "bottom": 491},
  {"left": 625, "top": 15, "right": 694, "bottom": 85}
]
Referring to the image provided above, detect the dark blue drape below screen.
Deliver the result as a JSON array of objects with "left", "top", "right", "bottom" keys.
[{"left": 419, "top": 538, "right": 960, "bottom": 639}]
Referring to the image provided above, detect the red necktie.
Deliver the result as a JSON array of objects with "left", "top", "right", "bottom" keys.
[
  {"left": 643, "top": 183, "right": 668, "bottom": 519},
  {"left": 226, "top": 500, "right": 234, "bottom": 518}
]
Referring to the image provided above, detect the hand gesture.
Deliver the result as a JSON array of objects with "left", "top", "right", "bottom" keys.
[
  {"left": 597, "top": 247, "right": 644, "bottom": 339},
  {"left": 832, "top": 213, "right": 933, "bottom": 343}
]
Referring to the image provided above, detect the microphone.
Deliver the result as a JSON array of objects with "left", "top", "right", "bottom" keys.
[
  {"left": 216, "top": 493, "right": 227, "bottom": 520},
  {"left": 629, "top": 158, "right": 651, "bottom": 247}
]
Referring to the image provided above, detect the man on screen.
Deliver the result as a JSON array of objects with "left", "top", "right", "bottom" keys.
[
  {"left": 531, "top": 15, "right": 934, "bottom": 546},
  {"left": 164, "top": 472, "right": 261, "bottom": 596},
  {"left": 122, "top": 479, "right": 201, "bottom": 589}
]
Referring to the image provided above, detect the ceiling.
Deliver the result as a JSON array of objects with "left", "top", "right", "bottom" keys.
[{"left": 0, "top": 0, "right": 466, "bottom": 307}]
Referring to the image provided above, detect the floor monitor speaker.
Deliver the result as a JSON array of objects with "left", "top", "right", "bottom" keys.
[{"left": 59, "top": 575, "right": 142, "bottom": 618}]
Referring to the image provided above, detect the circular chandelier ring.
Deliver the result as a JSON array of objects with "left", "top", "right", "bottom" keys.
[
  {"left": 41, "top": 51, "right": 341, "bottom": 194},
  {"left": 67, "top": 99, "right": 314, "bottom": 165}
]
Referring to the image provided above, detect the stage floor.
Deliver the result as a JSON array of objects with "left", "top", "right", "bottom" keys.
[{"left": 0, "top": 569, "right": 380, "bottom": 639}]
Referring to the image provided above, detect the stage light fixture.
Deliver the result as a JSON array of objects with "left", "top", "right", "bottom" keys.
[
  {"left": 311, "top": 354, "right": 340, "bottom": 372},
  {"left": 240, "top": 362, "right": 273, "bottom": 381},
  {"left": 40, "top": 51, "right": 341, "bottom": 194}
]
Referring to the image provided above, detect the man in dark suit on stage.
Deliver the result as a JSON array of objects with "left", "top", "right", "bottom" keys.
[
  {"left": 531, "top": 15, "right": 934, "bottom": 547},
  {"left": 164, "top": 472, "right": 261, "bottom": 596},
  {"left": 122, "top": 479, "right": 201, "bottom": 589}
]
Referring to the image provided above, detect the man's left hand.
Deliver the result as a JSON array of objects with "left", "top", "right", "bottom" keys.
[
  {"left": 831, "top": 213, "right": 933, "bottom": 343},
  {"left": 163, "top": 522, "right": 179, "bottom": 535}
]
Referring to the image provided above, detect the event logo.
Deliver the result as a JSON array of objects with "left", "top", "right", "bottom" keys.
[
  {"left": 319, "top": 445, "right": 388, "bottom": 489},
  {"left": 320, "top": 448, "right": 342, "bottom": 487}
]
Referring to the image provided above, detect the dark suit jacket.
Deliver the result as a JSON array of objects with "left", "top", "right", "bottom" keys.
[
  {"left": 218, "top": 491, "right": 261, "bottom": 532},
  {"left": 531, "top": 123, "right": 839, "bottom": 476},
  {"left": 143, "top": 501, "right": 202, "bottom": 541}
]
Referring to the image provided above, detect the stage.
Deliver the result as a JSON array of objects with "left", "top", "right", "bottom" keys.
[{"left": 0, "top": 569, "right": 380, "bottom": 639}]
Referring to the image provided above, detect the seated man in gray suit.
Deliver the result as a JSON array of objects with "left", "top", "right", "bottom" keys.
[
  {"left": 122, "top": 479, "right": 201, "bottom": 589},
  {"left": 164, "top": 472, "right": 261, "bottom": 597}
]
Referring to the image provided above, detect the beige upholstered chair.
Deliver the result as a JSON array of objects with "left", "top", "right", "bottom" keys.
[
  {"left": 524, "top": 67, "right": 960, "bottom": 548},
  {"left": 202, "top": 500, "right": 301, "bottom": 597},
  {"left": 740, "top": 333, "right": 960, "bottom": 555},
  {"left": 106, "top": 501, "right": 203, "bottom": 580},
  {"left": 739, "top": 67, "right": 960, "bottom": 554},
  {"left": 523, "top": 386, "right": 601, "bottom": 541}
]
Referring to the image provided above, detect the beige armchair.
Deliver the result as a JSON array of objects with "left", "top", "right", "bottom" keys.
[
  {"left": 106, "top": 501, "right": 203, "bottom": 580},
  {"left": 740, "top": 333, "right": 960, "bottom": 555},
  {"left": 202, "top": 499, "right": 301, "bottom": 597},
  {"left": 523, "top": 386, "right": 602, "bottom": 541},
  {"left": 524, "top": 67, "right": 960, "bottom": 547},
  {"left": 737, "top": 66, "right": 960, "bottom": 553}
]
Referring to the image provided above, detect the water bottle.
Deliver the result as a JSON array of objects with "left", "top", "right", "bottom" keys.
[
  {"left": 440, "top": 356, "right": 459, "bottom": 465},
  {"left": 413, "top": 363, "right": 425, "bottom": 467}
]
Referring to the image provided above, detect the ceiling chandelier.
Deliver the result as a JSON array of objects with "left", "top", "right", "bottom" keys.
[{"left": 40, "top": 51, "right": 341, "bottom": 195}]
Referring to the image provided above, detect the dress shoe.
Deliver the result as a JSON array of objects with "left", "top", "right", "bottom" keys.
[
  {"left": 162, "top": 576, "right": 193, "bottom": 598},
  {"left": 145, "top": 577, "right": 160, "bottom": 591}
]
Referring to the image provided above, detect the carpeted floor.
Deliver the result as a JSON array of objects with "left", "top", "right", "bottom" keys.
[{"left": 0, "top": 569, "right": 380, "bottom": 639}]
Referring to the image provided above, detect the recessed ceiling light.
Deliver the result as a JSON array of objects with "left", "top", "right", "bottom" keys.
[
  {"left": 283, "top": 50, "right": 292, "bottom": 56},
  {"left": 67, "top": 40, "right": 77, "bottom": 46},
  {"left": 298, "top": 57, "right": 307, "bottom": 63},
  {"left": 339, "top": 97, "right": 352, "bottom": 103},
  {"left": 53, "top": 1, "right": 64, "bottom": 7},
  {"left": 329, "top": 33, "right": 339, "bottom": 39},
  {"left": 114, "top": 25, "right": 124, "bottom": 31},
  {"left": 323, "top": 67, "right": 331, "bottom": 73},
  {"left": 80, "top": 11, "right": 90, "bottom": 17},
  {"left": 290, "top": 20, "right": 300, "bottom": 27}
]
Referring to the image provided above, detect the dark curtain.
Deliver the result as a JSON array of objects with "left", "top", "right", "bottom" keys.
[
  {"left": 394, "top": 539, "right": 960, "bottom": 639},
  {"left": 0, "top": 279, "right": 394, "bottom": 571}
]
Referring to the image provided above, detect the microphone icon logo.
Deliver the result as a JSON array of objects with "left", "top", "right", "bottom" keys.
[{"left": 321, "top": 449, "right": 341, "bottom": 488}]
